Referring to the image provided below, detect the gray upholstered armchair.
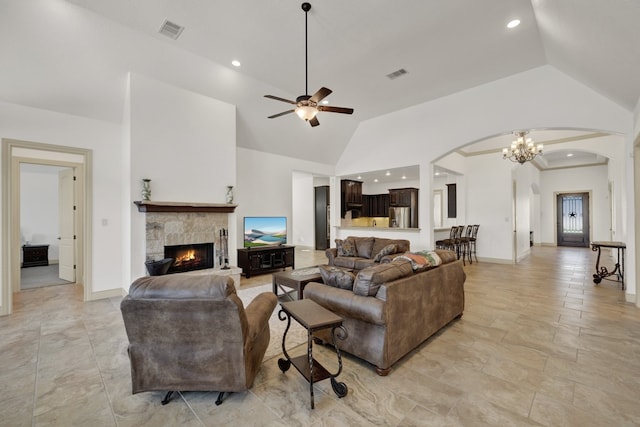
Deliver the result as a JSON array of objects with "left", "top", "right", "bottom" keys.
[{"left": 120, "top": 274, "right": 277, "bottom": 405}]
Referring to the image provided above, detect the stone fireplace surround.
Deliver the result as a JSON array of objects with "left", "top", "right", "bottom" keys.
[
  {"left": 145, "top": 212, "right": 224, "bottom": 263},
  {"left": 135, "top": 201, "right": 241, "bottom": 283}
]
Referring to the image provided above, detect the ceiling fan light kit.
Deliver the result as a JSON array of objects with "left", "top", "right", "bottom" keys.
[{"left": 264, "top": 2, "right": 354, "bottom": 127}]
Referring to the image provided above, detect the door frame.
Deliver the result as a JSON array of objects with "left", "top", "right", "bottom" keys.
[{"left": 1, "top": 139, "right": 92, "bottom": 316}]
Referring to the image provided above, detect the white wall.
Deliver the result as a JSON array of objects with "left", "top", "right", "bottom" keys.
[
  {"left": 236, "top": 147, "right": 334, "bottom": 254},
  {"left": 19, "top": 164, "right": 68, "bottom": 262},
  {"left": 540, "top": 165, "right": 610, "bottom": 245},
  {"left": 292, "top": 171, "right": 315, "bottom": 248},
  {"left": 126, "top": 73, "right": 237, "bottom": 281}
]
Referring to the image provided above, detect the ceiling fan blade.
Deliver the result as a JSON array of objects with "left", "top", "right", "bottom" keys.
[
  {"left": 318, "top": 105, "right": 354, "bottom": 115},
  {"left": 309, "top": 116, "right": 320, "bottom": 127},
  {"left": 268, "top": 110, "right": 295, "bottom": 119},
  {"left": 309, "top": 87, "right": 332, "bottom": 103},
  {"left": 264, "top": 95, "right": 296, "bottom": 104}
]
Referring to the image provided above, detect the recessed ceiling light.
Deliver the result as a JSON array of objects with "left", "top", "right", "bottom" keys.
[
  {"left": 385, "top": 171, "right": 391, "bottom": 176},
  {"left": 402, "top": 175, "right": 407, "bottom": 180},
  {"left": 321, "top": 100, "right": 329, "bottom": 105},
  {"left": 507, "top": 19, "right": 521, "bottom": 29},
  {"left": 567, "top": 153, "right": 574, "bottom": 157},
  {"left": 435, "top": 172, "right": 440, "bottom": 176},
  {"left": 357, "top": 175, "right": 362, "bottom": 179},
  {"left": 231, "top": 60, "right": 241, "bottom": 67},
  {"left": 374, "top": 178, "right": 379, "bottom": 183}
]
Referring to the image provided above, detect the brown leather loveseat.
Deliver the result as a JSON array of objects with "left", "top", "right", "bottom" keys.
[
  {"left": 325, "top": 236, "right": 411, "bottom": 271},
  {"left": 305, "top": 249, "right": 465, "bottom": 376},
  {"left": 120, "top": 273, "right": 277, "bottom": 405}
]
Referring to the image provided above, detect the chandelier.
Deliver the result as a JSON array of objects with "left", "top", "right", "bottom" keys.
[{"left": 502, "top": 131, "right": 543, "bottom": 164}]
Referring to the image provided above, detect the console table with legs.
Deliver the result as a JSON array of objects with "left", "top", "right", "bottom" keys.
[
  {"left": 591, "top": 241, "right": 626, "bottom": 290},
  {"left": 278, "top": 299, "right": 348, "bottom": 409}
]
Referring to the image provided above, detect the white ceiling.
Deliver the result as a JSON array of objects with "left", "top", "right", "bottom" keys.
[{"left": 3, "top": 0, "right": 639, "bottom": 166}]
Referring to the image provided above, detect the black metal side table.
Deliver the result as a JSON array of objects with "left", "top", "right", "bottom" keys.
[
  {"left": 277, "top": 299, "right": 348, "bottom": 409},
  {"left": 591, "top": 241, "right": 626, "bottom": 290}
]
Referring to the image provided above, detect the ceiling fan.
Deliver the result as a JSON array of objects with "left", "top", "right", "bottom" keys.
[{"left": 265, "top": 2, "right": 354, "bottom": 127}]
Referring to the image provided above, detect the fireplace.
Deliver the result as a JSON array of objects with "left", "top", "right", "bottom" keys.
[{"left": 164, "top": 243, "right": 214, "bottom": 274}]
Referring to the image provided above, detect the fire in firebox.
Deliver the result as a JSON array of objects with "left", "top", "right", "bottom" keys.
[{"left": 164, "top": 243, "right": 214, "bottom": 274}]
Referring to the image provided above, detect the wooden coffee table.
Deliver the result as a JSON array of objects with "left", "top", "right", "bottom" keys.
[
  {"left": 272, "top": 267, "right": 322, "bottom": 301},
  {"left": 278, "top": 299, "right": 348, "bottom": 409}
]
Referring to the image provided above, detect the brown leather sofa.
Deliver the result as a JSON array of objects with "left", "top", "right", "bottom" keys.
[
  {"left": 326, "top": 236, "right": 411, "bottom": 271},
  {"left": 120, "top": 273, "right": 277, "bottom": 405},
  {"left": 305, "top": 250, "right": 465, "bottom": 376}
]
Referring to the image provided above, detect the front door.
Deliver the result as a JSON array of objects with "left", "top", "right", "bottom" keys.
[{"left": 556, "top": 193, "right": 590, "bottom": 247}]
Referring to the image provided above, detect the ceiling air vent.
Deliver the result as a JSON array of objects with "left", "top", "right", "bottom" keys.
[
  {"left": 386, "top": 68, "right": 408, "bottom": 80},
  {"left": 159, "top": 20, "right": 184, "bottom": 40}
]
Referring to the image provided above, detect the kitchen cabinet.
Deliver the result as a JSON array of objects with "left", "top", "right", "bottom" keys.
[
  {"left": 340, "top": 179, "right": 363, "bottom": 218},
  {"left": 363, "top": 194, "right": 390, "bottom": 217},
  {"left": 388, "top": 188, "right": 419, "bottom": 227}
]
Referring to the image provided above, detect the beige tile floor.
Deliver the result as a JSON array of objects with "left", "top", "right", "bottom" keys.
[{"left": 1, "top": 246, "right": 639, "bottom": 426}]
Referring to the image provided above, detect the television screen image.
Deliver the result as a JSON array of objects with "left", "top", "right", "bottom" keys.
[{"left": 243, "top": 216, "right": 287, "bottom": 247}]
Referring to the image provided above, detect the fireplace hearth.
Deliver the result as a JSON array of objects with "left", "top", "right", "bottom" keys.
[{"left": 164, "top": 243, "right": 214, "bottom": 274}]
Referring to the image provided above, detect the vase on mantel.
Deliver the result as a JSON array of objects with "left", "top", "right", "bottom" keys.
[
  {"left": 225, "top": 186, "right": 234, "bottom": 204},
  {"left": 142, "top": 179, "right": 152, "bottom": 201}
]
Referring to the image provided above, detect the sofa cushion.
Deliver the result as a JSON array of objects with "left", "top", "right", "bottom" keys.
[
  {"left": 371, "top": 238, "right": 410, "bottom": 257},
  {"left": 353, "top": 237, "right": 375, "bottom": 259},
  {"left": 333, "top": 256, "right": 357, "bottom": 269},
  {"left": 353, "top": 260, "right": 413, "bottom": 297},
  {"left": 335, "top": 238, "right": 357, "bottom": 257},
  {"left": 373, "top": 243, "right": 398, "bottom": 262},
  {"left": 319, "top": 265, "right": 356, "bottom": 290},
  {"left": 435, "top": 249, "right": 457, "bottom": 264},
  {"left": 354, "top": 258, "right": 377, "bottom": 270}
]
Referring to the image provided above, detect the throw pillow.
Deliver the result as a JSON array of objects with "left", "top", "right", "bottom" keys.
[
  {"left": 319, "top": 265, "right": 356, "bottom": 290},
  {"left": 373, "top": 243, "right": 398, "bottom": 262},
  {"left": 353, "top": 260, "right": 413, "bottom": 297},
  {"left": 354, "top": 237, "right": 375, "bottom": 259},
  {"left": 335, "top": 238, "right": 357, "bottom": 257}
]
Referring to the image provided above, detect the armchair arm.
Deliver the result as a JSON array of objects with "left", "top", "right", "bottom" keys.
[
  {"left": 244, "top": 292, "right": 277, "bottom": 342},
  {"left": 325, "top": 248, "right": 338, "bottom": 266}
]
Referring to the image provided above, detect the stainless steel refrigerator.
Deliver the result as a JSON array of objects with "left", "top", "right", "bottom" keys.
[{"left": 389, "top": 206, "right": 410, "bottom": 228}]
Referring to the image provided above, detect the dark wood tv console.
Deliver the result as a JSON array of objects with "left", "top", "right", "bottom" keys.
[{"left": 237, "top": 245, "right": 295, "bottom": 278}]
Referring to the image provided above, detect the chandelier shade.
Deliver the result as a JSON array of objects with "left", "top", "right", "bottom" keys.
[{"left": 502, "top": 131, "right": 543, "bottom": 164}]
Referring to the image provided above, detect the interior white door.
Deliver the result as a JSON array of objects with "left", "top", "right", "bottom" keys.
[{"left": 58, "top": 168, "right": 76, "bottom": 282}]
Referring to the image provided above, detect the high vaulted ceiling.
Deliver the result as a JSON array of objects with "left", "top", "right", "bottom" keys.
[{"left": 3, "top": 1, "right": 640, "bottom": 165}]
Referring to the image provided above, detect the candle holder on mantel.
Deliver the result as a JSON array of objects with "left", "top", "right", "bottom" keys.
[{"left": 219, "top": 228, "right": 230, "bottom": 269}]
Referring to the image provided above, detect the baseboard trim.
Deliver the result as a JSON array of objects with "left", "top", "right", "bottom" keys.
[{"left": 87, "top": 287, "right": 126, "bottom": 301}]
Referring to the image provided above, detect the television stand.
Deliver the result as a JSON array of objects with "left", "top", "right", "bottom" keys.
[{"left": 237, "top": 245, "right": 295, "bottom": 278}]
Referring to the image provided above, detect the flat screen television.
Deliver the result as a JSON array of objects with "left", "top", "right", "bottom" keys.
[{"left": 243, "top": 216, "right": 287, "bottom": 248}]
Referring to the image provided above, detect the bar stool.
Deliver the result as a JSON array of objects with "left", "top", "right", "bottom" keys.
[
  {"left": 458, "top": 225, "right": 473, "bottom": 265},
  {"left": 436, "top": 226, "right": 458, "bottom": 251},
  {"left": 468, "top": 225, "right": 479, "bottom": 263}
]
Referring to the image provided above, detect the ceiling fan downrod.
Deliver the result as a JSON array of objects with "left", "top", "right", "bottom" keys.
[{"left": 302, "top": 2, "right": 311, "bottom": 97}]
